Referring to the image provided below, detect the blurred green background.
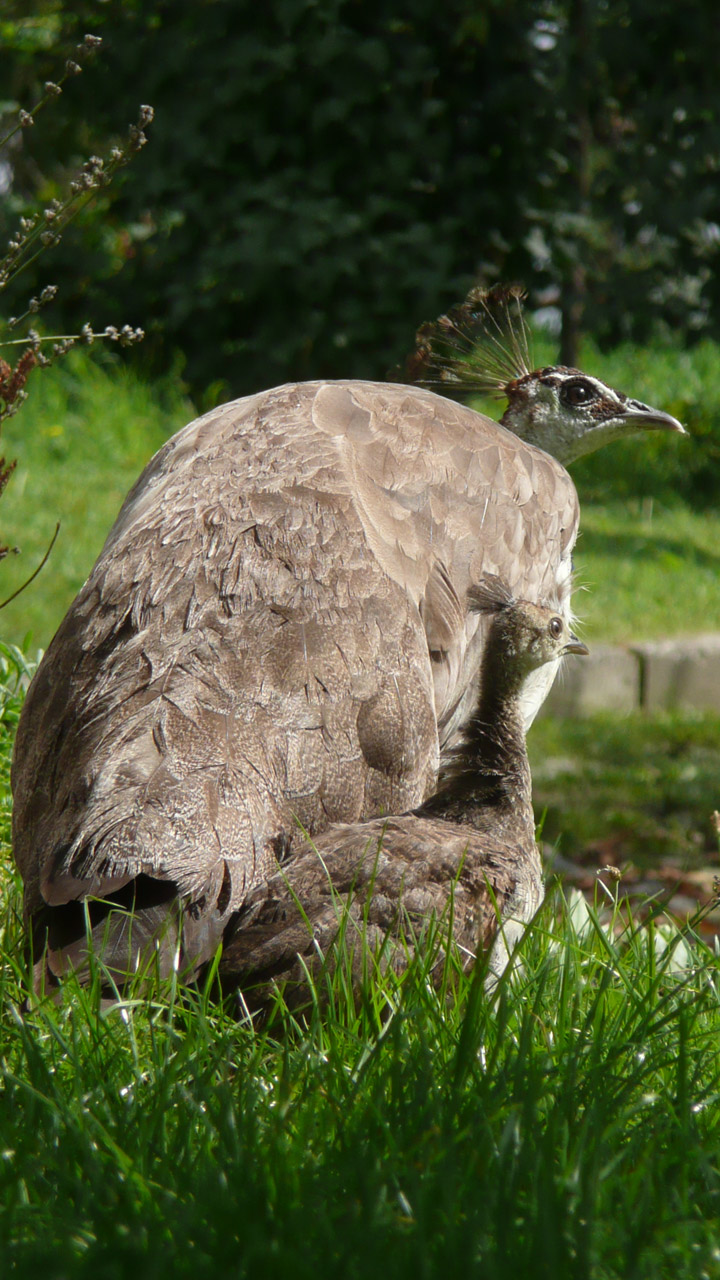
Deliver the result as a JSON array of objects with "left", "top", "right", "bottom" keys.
[{"left": 1, "top": 0, "right": 720, "bottom": 399}]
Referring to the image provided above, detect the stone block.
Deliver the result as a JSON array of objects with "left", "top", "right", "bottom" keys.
[
  {"left": 634, "top": 634, "right": 720, "bottom": 712},
  {"left": 540, "top": 645, "right": 640, "bottom": 718}
]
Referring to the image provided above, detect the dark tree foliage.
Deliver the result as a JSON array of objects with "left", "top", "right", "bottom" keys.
[
  {"left": 1, "top": 0, "right": 719, "bottom": 397},
  {"left": 551, "top": 0, "right": 720, "bottom": 357}
]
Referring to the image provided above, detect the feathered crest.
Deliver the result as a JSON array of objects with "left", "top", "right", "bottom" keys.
[
  {"left": 399, "top": 283, "right": 533, "bottom": 401},
  {"left": 467, "top": 575, "right": 515, "bottom": 616}
]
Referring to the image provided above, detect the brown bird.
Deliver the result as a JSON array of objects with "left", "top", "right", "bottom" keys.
[
  {"left": 217, "top": 577, "right": 589, "bottom": 1009},
  {"left": 12, "top": 288, "right": 683, "bottom": 993}
]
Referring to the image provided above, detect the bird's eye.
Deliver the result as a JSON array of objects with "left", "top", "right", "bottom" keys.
[
  {"left": 560, "top": 378, "right": 597, "bottom": 408},
  {"left": 549, "top": 616, "right": 563, "bottom": 638}
]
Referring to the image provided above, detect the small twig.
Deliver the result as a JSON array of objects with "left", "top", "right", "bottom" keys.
[
  {"left": 0, "top": 35, "right": 102, "bottom": 153},
  {"left": 0, "top": 522, "right": 60, "bottom": 609},
  {"left": 0, "top": 105, "right": 154, "bottom": 296},
  {"left": 0, "top": 325, "right": 145, "bottom": 350}
]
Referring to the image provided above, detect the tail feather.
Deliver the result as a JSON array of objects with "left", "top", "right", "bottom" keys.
[{"left": 31, "top": 875, "right": 224, "bottom": 996}]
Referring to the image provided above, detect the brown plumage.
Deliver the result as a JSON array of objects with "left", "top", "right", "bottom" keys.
[
  {"left": 11, "top": 289, "right": 683, "bottom": 992},
  {"left": 218, "top": 579, "right": 589, "bottom": 1008}
]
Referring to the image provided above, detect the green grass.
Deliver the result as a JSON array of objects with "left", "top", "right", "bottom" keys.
[
  {"left": 0, "top": 663, "right": 719, "bottom": 1278},
  {"left": 0, "top": 653, "right": 719, "bottom": 1280},
  {"left": 529, "top": 710, "right": 720, "bottom": 871},
  {"left": 1, "top": 838, "right": 720, "bottom": 1276},
  {"left": 0, "top": 350, "right": 193, "bottom": 652},
  {"left": 572, "top": 502, "right": 720, "bottom": 644}
]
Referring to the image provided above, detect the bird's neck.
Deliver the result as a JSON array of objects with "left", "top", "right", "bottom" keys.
[
  {"left": 500, "top": 403, "right": 575, "bottom": 466},
  {"left": 419, "top": 651, "right": 535, "bottom": 836}
]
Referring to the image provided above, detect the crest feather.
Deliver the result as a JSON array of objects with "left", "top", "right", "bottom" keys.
[
  {"left": 400, "top": 283, "right": 533, "bottom": 401},
  {"left": 467, "top": 575, "right": 516, "bottom": 615}
]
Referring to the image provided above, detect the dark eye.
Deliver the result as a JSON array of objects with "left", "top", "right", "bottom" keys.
[
  {"left": 549, "top": 617, "right": 563, "bottom": 638},
  {"left": 560, "top": 378, "right": 597, "bottom": 408}
]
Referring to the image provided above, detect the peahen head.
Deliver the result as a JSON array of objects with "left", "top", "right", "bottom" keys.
[
  {"left": 469, "top": 575, "right": 589, "bottom": 692},
  {"left": 402, "top": 283, "right": 685, "bottom": 465}
]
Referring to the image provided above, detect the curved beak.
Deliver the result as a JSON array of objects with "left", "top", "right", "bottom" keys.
[
  {"left": 621, "top": 399, "right": 686, "bottom": 435},
  {"left": 564, "top": 634, "right": 589, "bottom": 657}
]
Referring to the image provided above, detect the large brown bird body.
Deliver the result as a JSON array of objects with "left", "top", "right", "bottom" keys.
[{"left": 11, "top": 290, "right": 683, "bottom": 990}]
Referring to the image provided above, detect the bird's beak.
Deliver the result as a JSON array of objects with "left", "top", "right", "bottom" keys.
[
  {"left": 564, "top": 635, "right": 589, "bottom": 657},
  {"left": 620, "top": 399, "right": 686, "bottom": 435}
]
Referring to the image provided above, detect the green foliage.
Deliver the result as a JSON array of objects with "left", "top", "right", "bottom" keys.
[
  {"left": 2, "top": 1, "right": 719, "bottom": 396},
  {"left": 1, "top": 0, "right": 505, "bottom": 393},
  {"left": 0, "top": 641, "right": 31, "bottom": 856}
]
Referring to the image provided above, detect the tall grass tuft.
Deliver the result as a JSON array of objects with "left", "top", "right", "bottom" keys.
[{"left": 0, "top": 858, "right": 719, "bottom": 1276}]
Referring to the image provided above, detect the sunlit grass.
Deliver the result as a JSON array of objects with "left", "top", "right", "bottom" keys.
[
  {"left": 574, "top": 501, "right": 720, "bottom": 643},
  {"left": 1, "top": 854, "right": 720, "bottom": 1277},
  {"left": 0, "top": 334, "right": 718, "bottom": 1274},
  {"left": 0, "top": 349, "right": 193, "bottom": 652}
]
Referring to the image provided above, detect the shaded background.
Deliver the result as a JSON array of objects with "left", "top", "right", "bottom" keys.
[{"left": 1, "top": 0, "right": 719, "bottom": 399}]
